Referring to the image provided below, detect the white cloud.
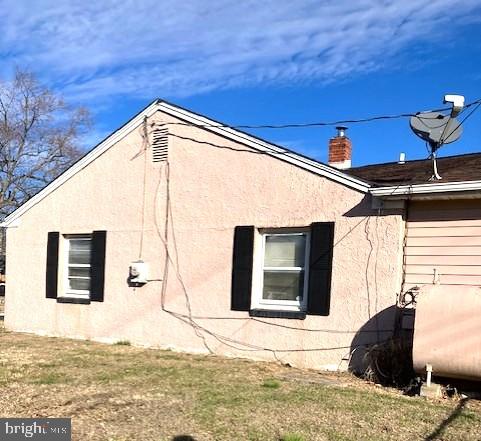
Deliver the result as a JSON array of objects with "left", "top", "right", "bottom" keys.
[{"left": 1, "top": 0, "right": 480, "bottom": 102}]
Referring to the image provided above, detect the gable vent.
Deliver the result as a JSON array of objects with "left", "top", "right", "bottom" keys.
[{"left": 152, "top": 128, "right": 169, "bottom": 162}]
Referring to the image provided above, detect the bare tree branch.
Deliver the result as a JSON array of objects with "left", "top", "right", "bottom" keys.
[{"left": 0, "top": 68, "right": 91, "bottom": 218}]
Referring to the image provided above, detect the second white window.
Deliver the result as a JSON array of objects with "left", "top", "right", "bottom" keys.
[
  {"left": 253, "top": 231, "right": 310, "bottom": 311},
  {"left": 63, "top": 235, "right": 92, "bottom": 299}
]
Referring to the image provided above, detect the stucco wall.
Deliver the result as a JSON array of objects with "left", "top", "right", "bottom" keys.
[{"left": 5, "top": 109, "right": 404, "bottom": 370}]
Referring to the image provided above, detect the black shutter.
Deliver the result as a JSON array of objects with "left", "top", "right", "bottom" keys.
[
  {"left": 231, "top": 226, "right": 254, "bottom": 311},
  {"left": 46, "top": 232, "right": 60, "bottom": 299},
  {"left": 307, "top": 222, "right": 335, "bottom": 316},
  {"left": 90, "top": 230, "right": 107, "bottom": 302}
]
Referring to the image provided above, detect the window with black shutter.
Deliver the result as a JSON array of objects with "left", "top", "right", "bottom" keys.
[
  {"left": 231, "top": 226, "right": 254, "bottom": 311},
  {"left": 231, "top": 223, "right": 334, "bottom": 319},
  {"left": 307, "top": 222, "right": 334, "bottom": 316},
  {"left": 45, "top": 230, "right": 107, "bottom": 304}
]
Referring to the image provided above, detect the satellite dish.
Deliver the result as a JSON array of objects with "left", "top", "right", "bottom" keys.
[
  {"left": 409, "top": 96, "right": 465, "bottom": 181},
  {"left": 410, "top": 111, "right": 463, "bottom": 150}
]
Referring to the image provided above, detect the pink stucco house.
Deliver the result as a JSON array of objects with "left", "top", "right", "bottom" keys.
[{"left": 2, "top": 100, "right": 481, "bottom": 374}]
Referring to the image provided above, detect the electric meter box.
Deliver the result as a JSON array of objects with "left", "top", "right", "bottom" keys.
[{"left": 129, "top": 260, "right": 148, "bottom": 284}]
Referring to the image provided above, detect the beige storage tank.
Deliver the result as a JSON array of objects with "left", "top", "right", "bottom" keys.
[{"left": 412, "top": 285, "right": 481, "bottom": 381}]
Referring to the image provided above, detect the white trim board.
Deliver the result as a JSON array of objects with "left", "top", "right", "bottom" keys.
[
  {"left": 2, "top": 99, "right": 372, "bottom": 227},
  {"left": 157, "top": 101, "right": 371, "bottom": 193},
  {"left": 371, "top": 180, "right": 481, "bottom": 198}
]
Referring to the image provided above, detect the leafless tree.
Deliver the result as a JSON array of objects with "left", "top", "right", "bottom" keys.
[{"left": 0, "top": 69, "right": 91, "bottom": 219}]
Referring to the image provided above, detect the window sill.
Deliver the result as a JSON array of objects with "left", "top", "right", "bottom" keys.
[
  {"left": 249, "top": 309, "right": 306, "bottom": 320},
  {"left": 56, "top": 297, "right": 91, "bottom": 305}
]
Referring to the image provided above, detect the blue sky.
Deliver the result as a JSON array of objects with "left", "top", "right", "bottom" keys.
[{"left": 2, "top": 0, "right": 481, "bottom": 166}]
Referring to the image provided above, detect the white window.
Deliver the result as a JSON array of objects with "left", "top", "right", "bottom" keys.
[
  {"left": 252, "top": 230, "right": 310, "bottom": 312},
  {"left": 62, "top": 235, "right": 92, "bottom": 299}
]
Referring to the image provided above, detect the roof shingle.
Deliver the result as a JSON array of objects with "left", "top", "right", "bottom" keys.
[{"left": 345, "top": 152, "right": 481, "bottom": 187}]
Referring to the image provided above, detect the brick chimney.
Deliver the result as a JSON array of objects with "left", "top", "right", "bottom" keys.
[{"left": 328, "top": 126, "right": 352, "bottom": 169}]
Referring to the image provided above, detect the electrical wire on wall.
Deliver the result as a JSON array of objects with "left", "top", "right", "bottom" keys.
[
  {"left": 152, "top": 160, "right": 214, "bottom": 354},
  {"left": 135, "top": 125, "right": 394, "bottom": 362},
  {"left": 137, "top": 117, "right": 150, "bottom": 260},
  {"left": 373, "top": 211, "right": 382, "bottom": 343},
  {"left": 133, "top": 96, "right": 481, "bottom": 360},
  {"left": 364, "top": 216, "right": 374, "bottom": 322}
]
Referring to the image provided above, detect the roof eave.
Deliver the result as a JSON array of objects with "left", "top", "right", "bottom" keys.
[
  {"left": 1, "top": 100, "right": 371, "bottom": 228},
  {"left": 156, "top": 101, "right": 371, "bottom": 192},
  {"left": 371, "top": 180, "right": 481, "bottom": 199}
]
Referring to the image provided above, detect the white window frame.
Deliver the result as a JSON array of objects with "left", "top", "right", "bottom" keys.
[
  {"left": 252, "top": 229, "right": 310, "bottom": 312},
  {"left": 61, "top": 235, "right": 92, "bottom": 299}
]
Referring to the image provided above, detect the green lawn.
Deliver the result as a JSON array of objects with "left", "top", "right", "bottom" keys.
[{"left": 0, "top": 328, "right": 480, "bottom": 440}]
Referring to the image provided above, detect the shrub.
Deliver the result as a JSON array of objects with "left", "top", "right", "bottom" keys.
[
  {"left": 114, "top": 340, "right": 131, "bottom": 346},
  {"left": 362, "top": 337, "right": 415, "bottom": 387}
]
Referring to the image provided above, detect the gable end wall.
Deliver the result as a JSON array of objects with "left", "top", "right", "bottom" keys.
[{"left": 5, "top": 109, "right": 405, "bottom": 370}]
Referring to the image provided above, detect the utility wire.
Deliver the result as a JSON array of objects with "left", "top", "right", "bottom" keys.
[
  {"left": 158, "top": 98, "right": 481, "bottom": 168},
  {"left": 150, "top": 159, "right": 388, "bottom": 354},
  {"left": 158, "top": 98, "right": 481, "bottom": 130},
  {"left": 440, "top": 101, "right": 481, "bottom": 147},
  {"left": 145, "top": 97, "right": 481, "bottom": 355},
  {"left": 435, "top": 104, "right": 469, "bottom": 150}
]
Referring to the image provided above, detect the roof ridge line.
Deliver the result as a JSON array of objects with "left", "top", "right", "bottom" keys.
[{"left": 2, "top": 100, "right": 371, "bottom": 227}]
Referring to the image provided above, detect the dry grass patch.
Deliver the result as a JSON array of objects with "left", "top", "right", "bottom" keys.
[{"left": 0, "top": 328, "right": 480, "bottom": 440}]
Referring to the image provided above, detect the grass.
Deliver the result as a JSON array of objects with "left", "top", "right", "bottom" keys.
[
  {"left": 0, "top": 328, "right": 480, "bottom": 440},
  {"left": 280, "top": 434, "right": 305, "bottom": 441},
  {"left": 262, "top": 378, "right": 281, "bottom": 389}
]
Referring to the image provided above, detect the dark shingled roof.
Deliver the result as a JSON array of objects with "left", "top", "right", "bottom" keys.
[{"left": 345, "top": 152, "right": 481, "bottom": 187}]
